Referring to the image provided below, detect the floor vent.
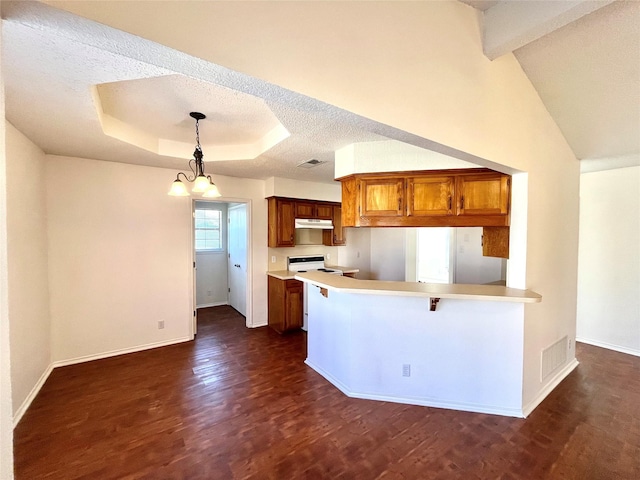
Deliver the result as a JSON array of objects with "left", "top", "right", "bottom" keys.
[{"left": 541, "top": 336, "right": 567, "bottom": 381}]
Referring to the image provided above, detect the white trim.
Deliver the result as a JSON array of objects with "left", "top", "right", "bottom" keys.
[
  {"left": 12, "top": 363, "right": 54, "bottom": 428},
  {"left": 196, "top": 301, "right": 228, "bottom": 309},
  {"left": 249, "top": 321, "right": 267, "bottom": 328},
  {"left": 576, "top": 337, "right": 640, "bottom": 357},
  {"left": 522, "top": 358, "right": 579, "bottom": 418},
  {"left": 13, "top": 336, "right": 192, "bottom": 428},
  {"left": 305, "top": 360, "right": 525, "bottom": 418},
  {"left": 52, "top": 336, "right": 192, "bottom": 369}
]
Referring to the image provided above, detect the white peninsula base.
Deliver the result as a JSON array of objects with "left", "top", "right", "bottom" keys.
[{"left": 298, "top": 274, "right": 541, "bottom": 418}]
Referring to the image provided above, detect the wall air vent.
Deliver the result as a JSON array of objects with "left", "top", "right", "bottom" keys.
[
  {"left": 541, "top": 336, "right": 568, "bottom": 381},
  {"left": 297, "top": 158, "right": 326, "bottom": 168}
]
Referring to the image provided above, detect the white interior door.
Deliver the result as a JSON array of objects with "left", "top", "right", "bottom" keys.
[
  {"left": 416, "top": 227, "right": 453, "bottom": 284},
  {"left": 228, "top": 204, "right": 247, "bottom": 316}
]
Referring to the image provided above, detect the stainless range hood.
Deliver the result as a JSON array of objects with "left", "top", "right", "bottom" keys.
[{"left": 294, "top": 218, "right": 334, "bottom": 229}]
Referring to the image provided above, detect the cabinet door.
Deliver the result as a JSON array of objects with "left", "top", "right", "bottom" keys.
[
  {"left": 295, "top": 201, "right": 316, "bottom": 219},
  {"left": 315, "top": 203, "right": 334, "bottom": 220},
  {"left": 268, "top": 198, "right": 295, "bottom": 247},
  {"left": 359, "top": 177, "right": 405, "bottom": 217},
  {"left": 267, "top": 276, "right": 285, "bottom": 333},
  {"left": 284, "top": 280, "right": 303, "bottom": 330},
  {"left": 406, "top": 176, "right": 454, "bottom": 216},
  {"left": 457, "top": 174, "right": 510, "bottom": 216},
  {"left": 324, "top": 205, "right": 346, "bottom": 246}
]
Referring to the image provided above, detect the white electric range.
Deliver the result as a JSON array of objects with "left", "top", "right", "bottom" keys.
[{"left": 287, "top": 255, "right": 343, "bottom": 331}]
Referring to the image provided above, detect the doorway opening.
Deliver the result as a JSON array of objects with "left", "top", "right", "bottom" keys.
[{"left": 192, "top": 199, "right": 250, "bottom": 334}]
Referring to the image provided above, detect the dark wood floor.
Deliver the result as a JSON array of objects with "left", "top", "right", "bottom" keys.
[{"left": 14, "top": 306, "right": 640, "bottom": 479}]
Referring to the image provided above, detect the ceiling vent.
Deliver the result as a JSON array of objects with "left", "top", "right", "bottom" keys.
[{"left": 297, "top": 158, "right": 326, "bottom": 169}]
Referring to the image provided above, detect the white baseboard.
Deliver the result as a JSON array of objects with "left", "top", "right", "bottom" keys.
[
  {"left": 13, "top": 336, "right": 192, "bottom": 428},
  {"left": 196, "top": 301, "right": 228, "bottom": 309},
  {"left": 13, "top": 363, "right": 54, "bottom": 428},
  {"left": 522, "top": 358, "right": 579, "bottom": 418},
  {"left": 52, "top": 336, "right": 192, "bottom": 368},
  {"left": 576, "top": 337, "right": 640, "bottom": 357},
  {"left": 305, "top": 359, "right": 525, "bottom": 418}
]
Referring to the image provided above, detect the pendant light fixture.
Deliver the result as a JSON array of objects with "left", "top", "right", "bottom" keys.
[{"left": 168, "top": 112, "right": 221, "bottom": 197}]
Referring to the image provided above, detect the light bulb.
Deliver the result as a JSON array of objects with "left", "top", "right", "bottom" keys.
[
  {"left": 168, "top": 179, "right": 190, "bottom": 196},
  {"left": 192, "top": 175, "right": 211, "bottom": 193},
  {"left": 203, "top": 183, "right": 221, "bottom": 198}
]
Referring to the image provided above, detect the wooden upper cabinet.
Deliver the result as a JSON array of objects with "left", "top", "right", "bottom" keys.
[
  {"left": 294, "top": 201, "right": 334, "bottom": 220},
  {"left": 457, "top": 174, "right": 510, "bottom": 216},
  {"left": 294, "top": 201, "right": 315, "bottom": 219},
  {"left": 268, "top": 197, "right": 295, "bottom": 247},
  {"left": 268, "top": 197, "right": 344, "bottom": 247},
  {"left": 359, "top": 177, "right": 405, "bottom": 217},
  {"left": 323, "top": 205, "right": 346, "bottom": 246},
  {"left": 338, "top": 168, "right": 511, "bottom": 229},
  {"left": 315, "top": 203, "right": 334, "bottom": 220},
  {"left": 406, "top": 176, "right": 454, "bottom": 217}
]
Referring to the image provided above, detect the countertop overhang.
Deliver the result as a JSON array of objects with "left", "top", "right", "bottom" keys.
[
  {"left": 294, "top": 271, "right": 541, "bottom": 304},
  {"left": 267, "top": 266, "right": 359, "bottom": 281}
]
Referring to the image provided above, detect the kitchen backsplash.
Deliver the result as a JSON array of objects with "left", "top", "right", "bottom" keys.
[{"left": 268, "top": 245, "right": 345, "bottom": 271}]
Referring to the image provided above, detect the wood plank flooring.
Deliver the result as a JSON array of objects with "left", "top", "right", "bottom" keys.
[{"left": 14, "top": 306, "right": 640, "bottom": 479}]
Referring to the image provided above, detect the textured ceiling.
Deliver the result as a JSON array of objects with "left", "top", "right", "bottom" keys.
[
  {"left": 514, "top": 0, "right": 640, "bottom": 161},
  {"left": 2, "top": 0, "right": 638, "bottom": 185}
]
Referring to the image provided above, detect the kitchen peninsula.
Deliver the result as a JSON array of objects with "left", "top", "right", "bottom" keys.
[{"left": 295, "top": 271, "right": 542, "bottom": 417}]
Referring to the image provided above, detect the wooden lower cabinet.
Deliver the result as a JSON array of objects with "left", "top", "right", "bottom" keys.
[{"left": 268, "top": 276, "right": 303, "bottom": 334}]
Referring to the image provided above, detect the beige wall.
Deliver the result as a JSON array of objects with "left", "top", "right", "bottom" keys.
[
  {"left": 34, "top": 0, "right": 580, "bottom": 411},
  {"left": 0, "top": 20, "right": 16, "bottom": 479},
  {"left": 46, "top": 156, "right": 193, "bottom": 362},
  {"left": 577, "top": 166, "right": 640, "bottom": 355},
  {"left": 6, "top": 124, "right": 51, "bottom": 422},
  {"left": 46, "top": 155, "right": 268, "bottom": 364}
]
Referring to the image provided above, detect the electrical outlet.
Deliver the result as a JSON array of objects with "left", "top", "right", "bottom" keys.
[
  {"left": 402, "top": 364, "right": 411, "bottom": 377},
  {"left": 568, "top": 338, "right": 573, "bottom": 350},
  {"left": 327, "top": 253, "right": 331, "bottom": 260},
  {"left": 357, "top": 251, "right": 360, "bottom": 258},
  {"left": 207, "top": 290, "right": 212, "bottom": 297},
  {"left": 158, "top": 320, "right": 165, "bottom": 330},
  {"left": 271, "top": 256, "right": 276, "bottom": 263}
]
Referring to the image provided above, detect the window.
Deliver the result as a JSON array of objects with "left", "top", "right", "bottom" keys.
[{"left": 195, "top": 209, "right": 223, "bottom": 251}]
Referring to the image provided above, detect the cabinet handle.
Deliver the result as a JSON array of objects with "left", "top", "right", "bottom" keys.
[
  {"left": 448, "top": 196, "right": 452, "bottom": 211},
  {"left": 334, "top": 235, "right": 337, "bottom": 243},
  {"left": 398, "top": 198, "right": 402, "bottom": 211},
  {"left": 460, "top": 196, "right": 464, "bottom": 210},
  {"left": 290, "top": 235, "right": 294, "bottom": 241}
]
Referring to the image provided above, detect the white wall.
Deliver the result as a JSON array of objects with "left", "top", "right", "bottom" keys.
[
  {"left": 454, "top": 228, "right": 505, "bottom": 284},
  {"left": 194, "top": 201, "right": 228, "bottom": 308},
  {"left": 0, "top": 20, "right": 15, "bottom": 476},
  {"left": 265, "top": 177, "right": 341, "bottom": 202},
  {"left": 369, "top": 229, "right": 407, "bottom": 281},
  {"left": 577, "top": 167, "right": 640, "bottom": 356},
  {"left": 46, "top": 156, "right": 194, "bottom": 362},
  {"left": 24, "top": 0, "right": 581, "bottom": 413},
  {"left": 333, "top": 228, "right": 371, "bottom": 279},
  {"left": 6, "top": 124, "right": 51, "bottom": 422}
]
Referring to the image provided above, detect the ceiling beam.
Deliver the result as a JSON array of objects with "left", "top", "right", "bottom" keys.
[{"left": 483, "top": 0, "right": 616, "bottom": 60}]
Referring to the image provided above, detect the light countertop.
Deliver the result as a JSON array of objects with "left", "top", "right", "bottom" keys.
[
  {"left": 294, "top": 271, "right": 542, "bottom": 303},
  {"left": 267, "top": 265, "right": 359, "bottom": 281}
]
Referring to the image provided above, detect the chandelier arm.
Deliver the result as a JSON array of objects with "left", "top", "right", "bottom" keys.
[
  {"left": 187, "top": 158, "right": 198, "bottom": 181},
  {"left": 175, "top": 172, "right": 192, "bottom": 183}
]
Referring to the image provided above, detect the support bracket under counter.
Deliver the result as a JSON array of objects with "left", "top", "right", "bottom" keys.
[{"left": 430, "top": 298, "right": 440, "bottom": 311}]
